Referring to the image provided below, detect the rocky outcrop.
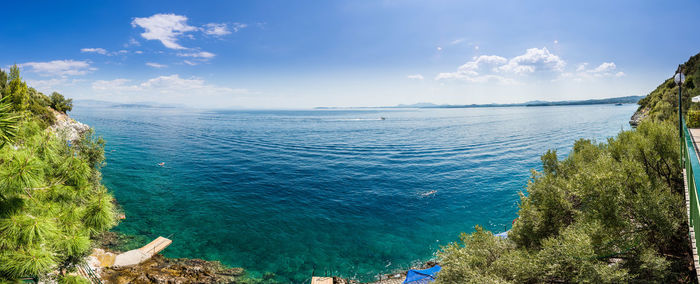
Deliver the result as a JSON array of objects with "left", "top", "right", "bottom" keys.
[
  {"left": 100, "top": 254, "right": 246, "bottom": 284},
  {"left": 629, "top": 106, "right": 650, "bottom": 127},
  {"left": 48, "top": 109, "right": 89, "bottom": 142}
]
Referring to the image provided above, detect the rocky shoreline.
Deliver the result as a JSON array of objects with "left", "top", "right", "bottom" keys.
[
  {"left": 92, "top": 232, "right": 266, "bottom": 284},
  {"left": 629, "top": 106, "right": 649, "bottom": 126}
]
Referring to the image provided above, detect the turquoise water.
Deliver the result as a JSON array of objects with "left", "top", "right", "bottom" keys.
[{"left": 70, "top": 104, "right": 635, "bottom": 282}]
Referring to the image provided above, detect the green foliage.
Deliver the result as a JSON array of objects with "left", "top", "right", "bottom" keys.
[
  {"left": 637, "top": 52, "right": 700, "bottom": 122},
  {"left": 50, "top": 92, "right": 73, "bottom": 113},
  {"left": 0, "top": 98, "right": 19, "bottom": 147},
  {"left": 437, "top": 120, "right": 687, "bottom": 283},
  {"left": 689, "top": 110, "right": 700, "bottom": 128},
  {"left": 0, "top": 70, "right": 115, "bottom": 281},
  {"left": 58, "top": 275, "right": 90, "bottom": 284},
  {"left": 0, "top": 67, "right": 55, "bottom": 128},
  {"left": 5, "top": 65, "right": 29, "bottom": 112}
]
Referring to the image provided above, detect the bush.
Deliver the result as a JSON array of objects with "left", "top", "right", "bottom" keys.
[
  {"left": 689, "top": 110, "right": 700, "bottom": 128},
  {"left": 50, "top": 92, "right": 73, "bottom": 113},
  {"left": 58, "top": 275, "right": 90, "bottom": 284},
  {"left": 437, "top": 120, "right": 686, "bottom": 283}
]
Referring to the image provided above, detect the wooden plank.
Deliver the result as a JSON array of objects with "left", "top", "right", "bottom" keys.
[{"left": 138, "top": 236, "right": 172, "bottom": 256}]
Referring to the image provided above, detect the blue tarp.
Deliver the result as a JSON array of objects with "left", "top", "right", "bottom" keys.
[
  {"left": 403, "top": 265, "right": 441, "bottom": 284},
  {"left": 495, "top": 230, "right": 509, "bottom": 239}
]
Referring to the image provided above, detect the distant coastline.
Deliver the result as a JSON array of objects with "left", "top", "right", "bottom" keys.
[{"left": 315, "top": 95, "right": 644, "bottom": 109}]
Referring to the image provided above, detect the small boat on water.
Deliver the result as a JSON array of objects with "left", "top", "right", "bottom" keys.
[
  {"left": 158, "top": 162, "right": 165, "bottom": 166},
  {"left": 380, "top": 117, "right": 386, "bottom": 120},
  {"left": 421, "top": 190, "right": 437, "bottom": 197},
  {"left": 615, "top": 103, "right": 623, "bottom": 106}
]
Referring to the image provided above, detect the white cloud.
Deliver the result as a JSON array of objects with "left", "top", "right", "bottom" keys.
[
  {"left": 498, "top": 47, "right": 565, "bottom": 74},
  {"left": 19, "top": 60, "right": 95, "bottom": 77},
  {"left": 435, "top": 55, "right": 513, "bottom": 84},
  {"left": 202, "top": 22, "right": 246, "bottom": 36},
  {"left": 183, "top": 60, "right": 197, "bottom": 66},
  {"left": 557, "top": 62, "right": 624, "bottom": 82},
  {"left": 203, "top": 23, "right": 231, "bottom": 36},
  {"left": 146, "top": 62, "right": 167, "bottom": 68},
  {"left": 231, "top": 23, "right": 247, "bottom": 32},
  {"left": 131, "top": 13, "right": 198, "bottom": 49},
  {"left": 92, "top": 75, "right": 250, "bottom": 98},
  {"left": 407, "top": 74, "right": 424, "bottom": 80},
  {"left": 436, "top": 46, "right": 442, "bottom": 51},
  {"left": 576, "top": 63, "right": 588, "bottom": 72},
  {"left": 80, "top": 48, "right": 130, "bottom": 56},
  {"left": 591, "top": 62, "right": 616, "bottom": 73},
  {"left": 450, "top": 39, "right": 465, "bottom": 45},
  {"left": 124, "top": 38, "right": 141, "bottom": 47},
  {"left": 26, "top": 78, "right": 84, "bottom": 94},
  {"left": 436, "top": 47, "right": 623, "bottom": 85},
  {"left": 81, "top": 48, "right": 108, "bottom": 55},
  {"left": 27, "top": 78, "right": 66, "bottom": 92},
  {"left": 92, "top": 78, "right": 141, "bottom": 91},
  {"left": 177, "top": 51, "right": 216, "bottom": 59},
  {"left": 134, "top": 50, "right": 143, "bottom": 54}
]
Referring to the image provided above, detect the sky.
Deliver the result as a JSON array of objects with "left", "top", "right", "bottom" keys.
[{"left": 0, "top": 0, "right": 699, "bottom": 109}]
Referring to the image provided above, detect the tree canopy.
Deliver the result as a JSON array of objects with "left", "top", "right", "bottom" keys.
[{"left": 0, "top": 67, "right": 117, "bottom": 281}]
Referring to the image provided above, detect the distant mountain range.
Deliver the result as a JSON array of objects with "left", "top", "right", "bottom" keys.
[{"left": 315, "top": 96, "right": 645, "bottom": 109}]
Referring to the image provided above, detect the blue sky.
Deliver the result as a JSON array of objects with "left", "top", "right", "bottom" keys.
[{"left": 1, "top": 0, "right": 699, "bottom": 108}]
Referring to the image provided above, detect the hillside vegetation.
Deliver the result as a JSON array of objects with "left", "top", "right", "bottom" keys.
[
  {"left": 0, "top": 66, "right": 116, "bottom": 282},
  {"left": 635, "top": 53, "right": 700, "bottom": 122},
  {"left": 435, "top": 54, "right": 700, "bottom": 283}
]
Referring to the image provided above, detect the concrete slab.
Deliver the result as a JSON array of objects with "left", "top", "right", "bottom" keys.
[
  {"left": 311, "top": 277, "right": 333, "bottom": 284},
  {"left": 111, "top": 236, "right": 172, "bottom": 267}
]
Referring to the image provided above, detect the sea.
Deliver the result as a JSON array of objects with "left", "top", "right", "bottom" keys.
[{"left": 70, "top": 103, "right": 636, "bottom": 283}]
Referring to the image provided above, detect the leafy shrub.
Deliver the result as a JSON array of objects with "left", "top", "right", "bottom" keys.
[
  {"left": 689, "top": 110, "right": 700, "bottom": 128},
  {"left": 58, "top": 275, "right": 90, "bottom": 284},
  {"left": 50, "top": 92, "right": 73, "bottom": 113},
  {"left": 437, "top": 121, "right": 686, "bottom": 283}
]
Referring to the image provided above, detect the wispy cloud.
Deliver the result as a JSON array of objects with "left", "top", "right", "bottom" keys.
[
  {"left": 558, "top": 62, "right": 625, "bottom": 82},
  {"left": 92, "top": 75, "right": 251, "bottom": 97},
  {"left": 124, "top": 38, "right": 141, "bottom": 47},
  {"left": 131, "top": 13, "right": 198, "bottom": 49},
  {"left": 231, "top": 23, "right": 247, "bottom": 32},
  {"left": 436, "top": 55, "right": 513, "bottom": 83},
  {"left": 81, "top": 48, "right": 108, "bottom": 55},
  {"left": 177, "top": 51, "right": 216, "bottom": 59},
  {"left": 19, "top": 60, "right": 95, "bottom": 77},
  {"left": 202, "top": 23, "right": 231, "bottom": 36},
  {"left": 80, "top": 48, "right": 130, "bottom": 56},
  {"left": 450, "top": 38, "right": 465, "bottom": 45},
  {"left": 146, "top": 62, "right": 167, "bottom": 68},
  {"left": 407, "top": 74, "right": 424, "bottom": 80}
]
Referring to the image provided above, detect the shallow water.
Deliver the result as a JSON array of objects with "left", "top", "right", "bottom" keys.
[{"left": 71, "top": 104, "right": 635, "bottom": 282}]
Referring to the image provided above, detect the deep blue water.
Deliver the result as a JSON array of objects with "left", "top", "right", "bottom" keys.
[{"left": 70, "top": 104, "right": 635, "bottom": 282}]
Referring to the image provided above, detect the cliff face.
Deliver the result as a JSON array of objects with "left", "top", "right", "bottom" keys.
[
  {"left": 629, "top": 106, "right": 650, "bottom": 126},
  {"left": 48, "top": 108, "right": 89, "bottom": 142}
]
